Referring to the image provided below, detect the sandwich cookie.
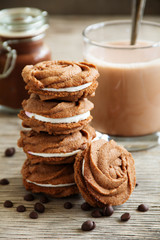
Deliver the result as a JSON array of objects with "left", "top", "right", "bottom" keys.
[
  {"left": 74, "top": 139, "right": 136, "bottom": 207},
  {"left": 21, "top": 159, "right": 78, "bottom": 198},
  {"left": 18, "top": 93, "right": 94, "bottom": 135},
  {"left": 22, "top": 60, "right": 99, "bottom": 101},
  {"left": 18, "top": 125, "right": 96, "bottom": 165}
]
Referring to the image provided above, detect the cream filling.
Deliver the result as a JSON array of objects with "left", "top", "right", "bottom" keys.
[
  {"left": 26, "top": 179, "right": 76, "bottom": 188},
  {"left": 28, "top": 149, "right": 81, "bottom": 158},
  {"left": 82, "top": 158, "right": 85, "bottom": 176},
  {"left": 42, "top": 82, "right": 92, "bottom": 92},
  {"left": 25, "top": 111, "right": 90, "bottom": 124}
]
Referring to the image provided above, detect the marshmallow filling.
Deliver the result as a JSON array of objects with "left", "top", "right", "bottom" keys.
[
  {"left": 42, "top": 82, "right": 92, "bottom": 93},
  {"left": 25, "top": 111, "right": 90, "bottom": 124},
  {"left": 26, "top": 179, "right": 76, "bottom": 188},
  {"left": 28, "top": 149, "right": 81, "bottom": 158}
]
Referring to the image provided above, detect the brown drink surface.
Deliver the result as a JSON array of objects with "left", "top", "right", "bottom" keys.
[{"left": 85, "top": 41, "right": 160, "bottom": 136}]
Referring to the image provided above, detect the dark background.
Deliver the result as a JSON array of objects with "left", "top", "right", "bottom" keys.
[{"left": 0, "top": 0, "right": 160, "bottom": 15}]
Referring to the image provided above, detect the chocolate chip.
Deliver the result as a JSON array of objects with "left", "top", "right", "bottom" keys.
[
  {"left": 137, "top": 204, "right": 149, "bottom": 212},
  {"left": 81, "top": 220, "right": 96, "bottom": 231},
  {"left": 64, "top": 202, "right": 73, "bottom": 209},
  {"left": 136, "top": 182, "right": 139, "bottom": 187},
  {"left": 34, "top": 202, "right": 45, "bottom": 213},
  {"left": 29, "top": 211, "right": 38, "bottom": 219},
  {"left": 0, "top": 178, "right": 9, "bottom": 185},
  {"left": 4, "top": 200, "right": 13, "bottom": 208},
  {"left": 17, "top": 205, "right": 26, "bottom": 212},
  {"left": 5, "top": 147, "right": 15, "bottom": 157},
  {"left": 24, "top": 193, "right": 35, "bottom": 201},
  {"left": 81, "top": 202, "right": 92, "bottom": 211},
  {"left": 39, "top": 195, "right": 49, "bottom": 204},
  {"left": 91, "top": 209, "right": 102, "bottom": 218},
  {"left": 103, "top": 204, "right": 114, "bottom": 217},
  {"left": 121, "top": 212, "right": 131, "bottom": 221}
]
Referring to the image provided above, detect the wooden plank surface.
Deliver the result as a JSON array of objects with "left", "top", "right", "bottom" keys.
[{"left": 0, "top": 16, "right": 160, "bottom": 240}]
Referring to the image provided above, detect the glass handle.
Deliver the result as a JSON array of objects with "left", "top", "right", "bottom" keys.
[{"left": 0, "top": 41, "right": 17, "bottom": 79}]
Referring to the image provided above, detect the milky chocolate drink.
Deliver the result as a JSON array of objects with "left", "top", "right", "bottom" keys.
[{"left": 85, "top": 41, "right": 160, "bottom": 137}]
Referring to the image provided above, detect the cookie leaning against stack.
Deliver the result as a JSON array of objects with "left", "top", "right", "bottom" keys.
[
  {"left": 74, "top": 139, "right": 136, "bottom": 207},
  {"left": 18, "top": 60, "right": 99, "bottom": 198}
]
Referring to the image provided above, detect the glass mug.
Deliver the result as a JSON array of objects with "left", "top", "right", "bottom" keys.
[{"left": 83, "top": 20, "right": 160, "bottom": 151}]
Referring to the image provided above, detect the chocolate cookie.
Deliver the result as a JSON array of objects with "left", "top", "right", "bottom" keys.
[
  {"left": 22, "top": 60, "right": 99, "bottom": 102},
  {"left": 22, "top": 159, "right": 78, "bottom": 197},
  {"left": 74, "top": 139, "right": 136, "bottom": 207},
  {"left": 18, "top": 125, "right": 96, "bottom": 165},
  {"left": 18, "top": 94, "right": 93, "bottom": 135}
]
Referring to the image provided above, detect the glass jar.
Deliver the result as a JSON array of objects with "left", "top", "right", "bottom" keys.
[{"left": 0, "top": 8, "right": 51, "bottom": 112}]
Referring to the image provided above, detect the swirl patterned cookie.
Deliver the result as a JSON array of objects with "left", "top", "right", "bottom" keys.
[
  {"left": 22, "top": 159, "right": 78, "bottom": 198},
  {"left": 18, "top": 93, "right": 94, "bottom": 135},
  {"left": 22, "top": 60, "right": 99, "bottom": 101},
  {"left": 74, "top": 139, "right": 136, "bottom": 207},
  {"left": 18, "top": 125, "right": 96, "bottom": 165}
]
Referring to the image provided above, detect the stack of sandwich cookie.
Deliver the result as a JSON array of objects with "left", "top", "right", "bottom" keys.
[
  {"left": 18, "top": 60, "right": 99, "bottom": 198},
  {"left": 22, "top": 160, "right": 78, "bottom": 198},
  {"left": 19, "top": 93, "right": 94, "bottom": 135},
  {"left": 18, "top": 125, "right": 96, "bottom": 165},
  {"left": 22, "top": 60, "right": 99, "bottom": 101}
]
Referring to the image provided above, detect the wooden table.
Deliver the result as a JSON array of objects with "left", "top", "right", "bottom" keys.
[{"left": 0, "top": 16, "right": 160, "bottom": 240}]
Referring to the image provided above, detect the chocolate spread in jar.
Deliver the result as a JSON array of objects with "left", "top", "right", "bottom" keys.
[{"left": 0, "top": 8, "right": 51, "bottom": 110}]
